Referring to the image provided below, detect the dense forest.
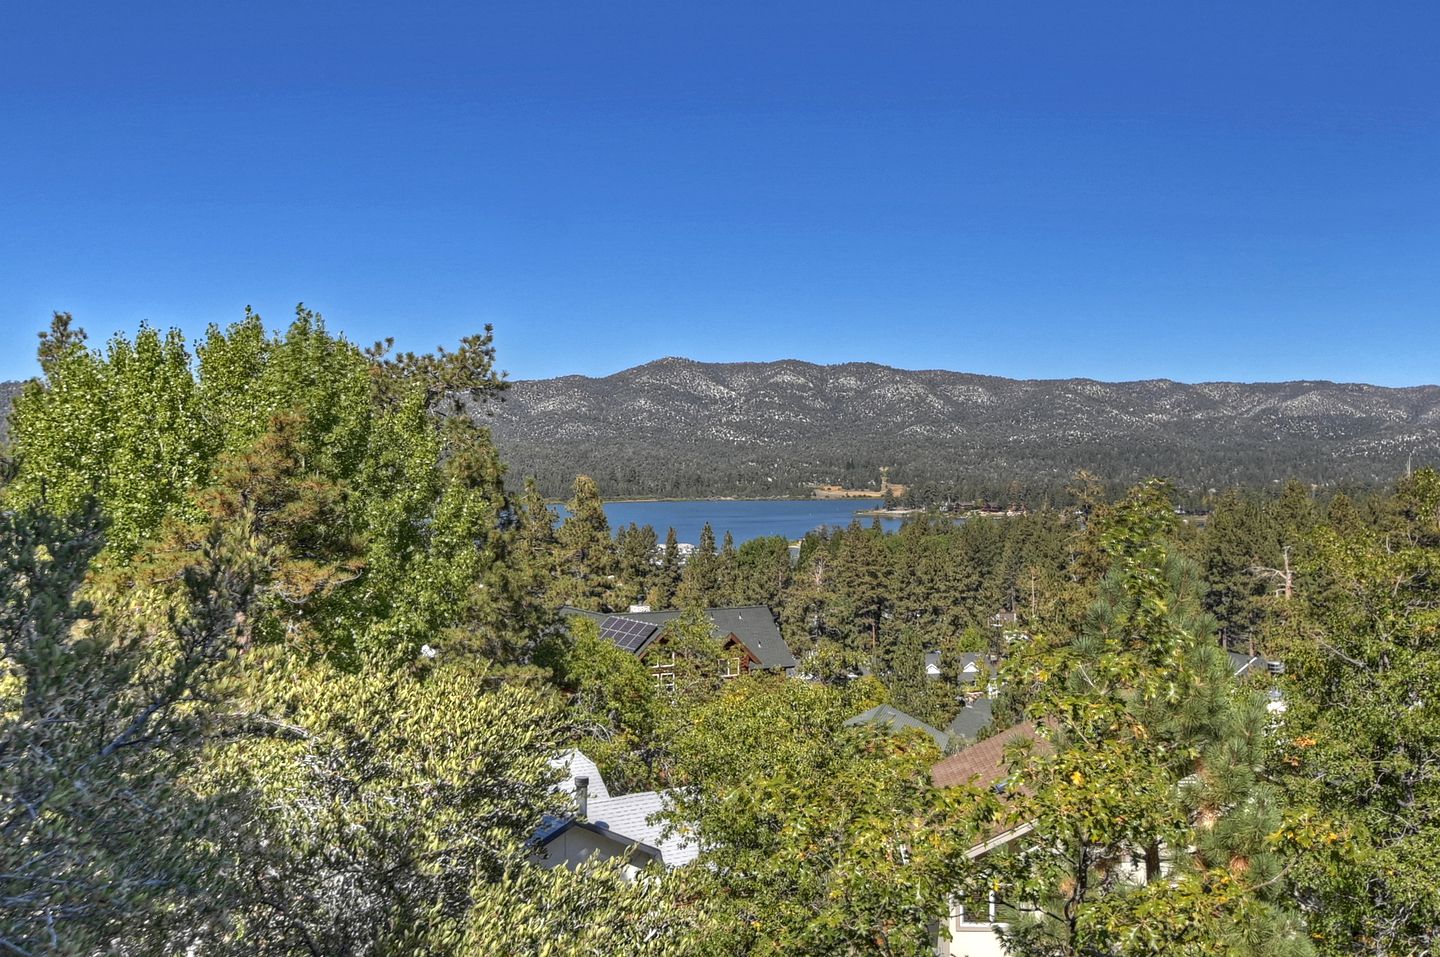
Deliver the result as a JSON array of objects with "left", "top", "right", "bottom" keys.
[{"left": 2, "top": 309, "right": 1437, "bottom": 956}]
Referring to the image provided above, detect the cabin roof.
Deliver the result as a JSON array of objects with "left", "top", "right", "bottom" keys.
[
  {"left": 845, "top": 704, "right": 951, "bottom": 750},
  {"left": 945, "top": 698, "right": 994, "bottom": 743},
  {"left": 530, "top": 815, "right": 666, "bottom": 865},
  {"left": 561, "top": 605, "right": 796, "bottom": 670},
  {"left": 1227, "top": 650, "right": 1265, "bottom": 677},
  {"left": 542, "top": 749, "right": 699, "bottom": 868},
  {"left": 931, "top": 721, "right": 1050, "bottom": 791}
]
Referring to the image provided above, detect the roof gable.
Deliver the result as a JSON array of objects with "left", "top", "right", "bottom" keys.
[
  {"left": 540, "top": 749, "right": 699, "bottom": 868},
  {"left": 530, "top": 815, "right": 665, "bottom": 865},
  {"left": 552, "top": 749, "right": 611, "bottom": 802},
  {"left": 931, "top": 721, "right": 1049, "bottom": 790},
  {"left": 587, "top": 791, "right": 699, "bottom": 868},
  {"left": 845, "top": 704, "right": 950, "bottom": 750}
]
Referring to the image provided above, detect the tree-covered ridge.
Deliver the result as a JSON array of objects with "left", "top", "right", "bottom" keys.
[
  {"left": 1, "top": 310, "right": 1437, "bottom": 956},
  {"left": 483, "top": 357, "right": 1440, "bottom": 502},
  {"left": 7, "top": 355, "right": 1439, "bottom": 503}
]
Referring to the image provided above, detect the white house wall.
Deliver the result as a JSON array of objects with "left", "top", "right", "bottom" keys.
[
  {"left": 937, "top": 916, "right": 1008, "bottom": 957},
  {"left": 534, "top": 827, "right": 648, "bottom": 881}
]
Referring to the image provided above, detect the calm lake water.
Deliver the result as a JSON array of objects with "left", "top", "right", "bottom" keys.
[{"left": 555, "top": 499, "right": 904, "bottom": 545}]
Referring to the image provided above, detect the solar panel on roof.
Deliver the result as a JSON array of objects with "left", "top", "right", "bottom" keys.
[{"left": 598, "top": 616, "right": 658, "bottom": 653}]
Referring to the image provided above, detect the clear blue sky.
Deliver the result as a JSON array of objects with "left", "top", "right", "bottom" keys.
[{"left": 2, "top": 1, "right": 1437, "bottom": 385}]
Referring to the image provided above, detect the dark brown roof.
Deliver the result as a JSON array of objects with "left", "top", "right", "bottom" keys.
[{"left": 930, "top": 721, "right": 1049, "bottom": 790}]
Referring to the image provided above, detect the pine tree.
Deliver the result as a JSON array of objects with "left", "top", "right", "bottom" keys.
[
  {"left": 778, "top": 535, "right": 839, "bottom": 659},
  {"left": 615, "top": 522, "right": 659, "bottom": 609},
  {"left": 993, "top": 481, "right": 1312, "bottom": 957},
  {"left": 1200, "top": 489, "right": 1278, "bottom": 649},
  {"left": 651, "top": 526, "right": 682, "bottom": 608},
  {"left": 1272, "top": 479, "right": 1316, "bottom": 545},
  {"left": 831, "top": 520, "right": 892, "bottom": 654},
  {"left": 716, "top": 530, "right": 739, "bottom": 604},
  {"left": 676, "top": 522, "right": 720, "bottom": 609},
  {"left": 1322, "top": 491, "right": 1364, "bottom": 536},
  {"left": 514, "top": 478, "right": 558, "bottom": 568},
  {"left": 550, "top": 475, "right": 620, "bottom": 610},
  {"left": 733, "top": 535, "right": 792, "bottom": 607}
]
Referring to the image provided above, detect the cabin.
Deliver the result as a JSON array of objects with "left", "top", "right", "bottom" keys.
[
  {"left": 560, "top": 604, "right": 798, "bottom": 688},
  {"left": 530, "top": 751, "right": 698, "bottom": 877},
  {"left": 931, "top": 723, "right": 1052, "bottom": 956},
  {"left": 930, "top": 724, "right": 1168, "bottom": 956},
  {"left": 925, "top": 650, "right": 1000, "bottom": 701}
]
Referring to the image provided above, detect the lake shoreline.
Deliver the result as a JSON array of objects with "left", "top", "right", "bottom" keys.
[
  {"left": 552, "top": 498, "right": 908, "bottom": 544},
  {"left": 546, "top": 495, "right": 880, "bottom": 505}
]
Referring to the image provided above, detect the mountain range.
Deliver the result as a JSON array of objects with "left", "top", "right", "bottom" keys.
[
  {"left": 478, "top": 358, "right": 1440, "bottom": 501},
  {"left": 3, "top": 359, "right": 1436, "bottom": 503}
]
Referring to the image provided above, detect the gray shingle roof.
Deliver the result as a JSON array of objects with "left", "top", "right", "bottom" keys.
[
  {"left": 587, "top": 791, "right": 699, "bottom": 867},
  {"left": 542, "top": 749, "right": 699, "bottom": 868},
  {"left": 561, "top": 605, "right": 796, "bottom": 670},
  {"left": 945, "top": 698, "right": 994, "bottom": 743},
  {"left": 956, "top": 653, "right": 998, "bottom": 685},
  {"left": 530, "top": 815, "right": 666, "bottom": 865},
  {"left": 845, "top": 704, "right": 951, "bottom": 750},
  {"left": 550, "top": 750, "right": 611, "bottom": 802}
]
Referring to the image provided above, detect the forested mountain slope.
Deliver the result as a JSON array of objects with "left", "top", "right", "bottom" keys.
[
  {"left": 0, "top": 380, "right": 23, "bottom": 445},
  {"left": 480, "top": 358, "right": 1440, "bottom": 499},
  {"left": 5, "top": 359, "right": 1436, "bottom": 500}
]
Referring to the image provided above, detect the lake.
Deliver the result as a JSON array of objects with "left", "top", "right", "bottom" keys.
[{"left": 555, "top": 499, "right": 904, "bottom": 545}]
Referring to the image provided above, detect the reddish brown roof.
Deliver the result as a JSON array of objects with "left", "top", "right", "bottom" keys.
[{"left": 931, "top": 721, "right": 1050, "bottom": 790}]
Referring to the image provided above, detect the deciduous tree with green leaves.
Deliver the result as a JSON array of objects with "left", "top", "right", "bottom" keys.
[
  {"left": 0, "top": 309, "right": 618, "bottom": 954},
  {"left": 1268, "top": 469, "right": 1440, "bottom": 956},
  {"left": 0, "top": 500, "right": 262, "bottom": 953},
  {"left": 192, "top": 653, "right": 590, "bottom": 955},
  {"left": 665, "top": 675, "right": 983, "bottom": 957}
]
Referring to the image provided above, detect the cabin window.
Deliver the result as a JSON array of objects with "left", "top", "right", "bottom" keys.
[
  {"left": 957, "top": 892, "right": 1025, "bottom": 926},
  {"left": 721, "top": 656, "right": 743, "bottom": 678},
  {"left": 651, "top": 653, "right": 676, "bottom": 695},
  {"left": 957, "top": 892, "right": 997, "bottom": 925}
]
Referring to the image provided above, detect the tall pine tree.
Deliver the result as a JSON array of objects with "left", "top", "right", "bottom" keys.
[{"left": 550, "top": 475, "right": 620, "bottom": 610}]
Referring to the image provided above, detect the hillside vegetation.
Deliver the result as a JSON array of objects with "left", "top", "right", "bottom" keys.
[
  {"left": 3, "top": 311, "right": 1439, "bottom": 955},
  {"left": 484, "top": 357, "right": 1440, "bottom": 500}
]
